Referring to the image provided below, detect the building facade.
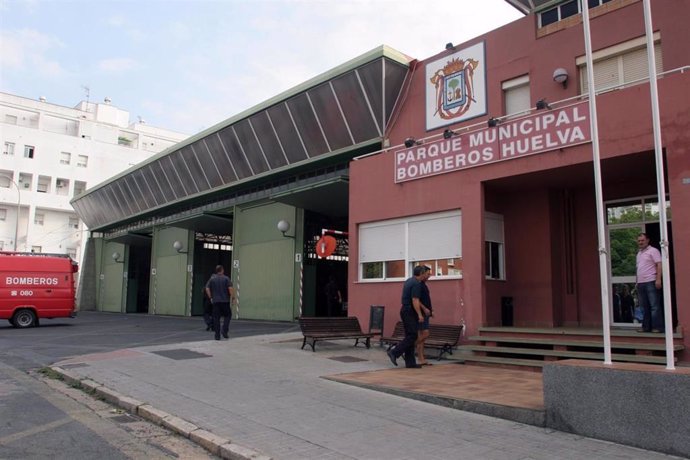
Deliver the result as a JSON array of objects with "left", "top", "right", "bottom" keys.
[
  {"left": 348, "top": 0, "right": 689, "bottom": 361},
  {"left": 0, "top": 93, "right": 188, "bottom": 261},
  {"left": 69, "top": 1, "right": 688, "bottom": 361}
]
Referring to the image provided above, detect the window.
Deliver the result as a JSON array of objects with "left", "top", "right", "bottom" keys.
[
  {"left": 5, "top": 114, "right": 17, "bottom": 125},
  {"left": 0, "top": 208, "right": 6, "bottom": 221},
  {"left": 578, "top": 35, "right": 663, "bottom": 93},
  {"left": 31, "top": 245, "right": 42, "bottom": 253},
  {"left": 37, "top": 176, "right": 51, "bottom": 193},
  {"left": 74, "top": 181, "right": 87, "bottom": 196},
  {"left": 69, "top": 217, "right": 79, "bottom": 229},
  {"left": 77, "top": 154, "right": 88, "bottom": 167},
  {"left": 3, "top": 142, "right": 14, "bottom": 155},
  {"left": 485, "top": 213, "right": 505, "bottom": 280},
  {"left": 56, "top": 178, "right": 69, "bottom": 196},
  {"left": 67, "top": 248, "right": 77, "bottom": 260},
  {"left": 60, "top": 152, "right": 71, "bottom": 165},
  {"left": 359, "top": 210, "right": 462, "bottom": 281},
  {"left": 539, "top": 0, "right": 612, "bottom": 27},
  {"left": 24, "top": 145, "right": 35, "bottom": 159},
  {"left": 0, "top": 175, "right": 11, "bottom": 188},
  {"left": 34, "top": 212, "right": 44, "bottom": 225},
  {"left": 502, "top": 75, "right": 530, "bottom": 117}
]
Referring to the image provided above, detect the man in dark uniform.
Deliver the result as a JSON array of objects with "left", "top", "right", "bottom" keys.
[
  {"left": 386, "top": 265, "right": 430, "bottom": 369},
  {"left": 205, "top": 265, "right": 235, "bottom": 340}
]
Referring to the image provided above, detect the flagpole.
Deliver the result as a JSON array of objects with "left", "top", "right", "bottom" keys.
[
  {"left": 581, "top": 0, "right": 612, "bottom": 365},
  {"left": 642, "top": 0, "right": 674, "bottom": 370}
]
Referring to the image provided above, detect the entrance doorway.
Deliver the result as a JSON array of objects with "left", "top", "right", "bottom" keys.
[
  {"left": 126, "top": 242, "right": 152, "bottom": 313},
  {"left": 606, "top": 196, "right": 674, "bottom": 327}
]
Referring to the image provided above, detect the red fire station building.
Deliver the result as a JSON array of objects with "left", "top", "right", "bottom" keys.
[{"left": 347, "top": 0, "right": 689, "bottom": 364}]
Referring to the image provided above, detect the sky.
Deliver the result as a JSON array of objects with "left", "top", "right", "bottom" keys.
[{"left": 0, "top": 0, "right": 523, "bottom": 136}]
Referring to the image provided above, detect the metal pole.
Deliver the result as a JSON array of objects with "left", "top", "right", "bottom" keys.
[
  {"left": 642, "top": 0, "right": 674, "bottom": 370},
  {"left": 0, "top": 174, "right": 21, "bottom": 251},
  {"left": 581, "top": 0, "right": 612, "bottom": 365}
]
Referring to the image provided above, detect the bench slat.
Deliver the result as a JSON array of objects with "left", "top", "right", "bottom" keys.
[
  {"left": 299, "top": 317, "right": 374, "bottom": 352},
  {"left": 380, "top": 321, "right": 463, "bottom": 360}
]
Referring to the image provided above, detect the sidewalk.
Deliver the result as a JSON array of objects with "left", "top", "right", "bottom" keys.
[{"left": 53, "top": 332, "right": 677, "bottom": 460}]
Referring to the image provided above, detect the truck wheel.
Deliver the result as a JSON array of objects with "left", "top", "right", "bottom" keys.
[
  {"left": 12, "top": 309, "right": 37, "bottom": 328},
  {"left": 8, "top": 319, "right": 15, "bottom": 326}
]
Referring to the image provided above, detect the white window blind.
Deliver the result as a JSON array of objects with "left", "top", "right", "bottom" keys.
[
  {"left": 485, "top": 214, "right": 504, "bottom": 243},
  {"left": 408, "top": 214, "right": 461, "bottom": 261},
  {"left": 580, "top": 42, "right": 662, "bottom": 93},
  {"left": 359, "top": 222, "right": 405, "bottom": 263}
]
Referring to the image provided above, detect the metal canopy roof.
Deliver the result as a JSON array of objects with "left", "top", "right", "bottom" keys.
[
  {"left": 72, "top": 46, "right": 411, "bottom": 231},
  {"left": 503, "top": 0, "right": 555, "bottom": 14}
]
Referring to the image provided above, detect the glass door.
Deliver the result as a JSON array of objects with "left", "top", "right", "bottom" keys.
[{"left": 606, "top": 197, "right": 672, "bottom": 327}]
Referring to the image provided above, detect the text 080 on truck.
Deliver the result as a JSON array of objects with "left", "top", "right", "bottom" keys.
[{"left": 1, "top": 252, "right": 79, "bottom": 328}]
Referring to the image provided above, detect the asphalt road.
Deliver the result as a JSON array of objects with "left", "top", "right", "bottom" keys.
[
  {"left": 0, "top": 311, "right": 300, "bottom": 459},
  {"left": 0, "top": 311, "right": 301, "bottom": 371}
]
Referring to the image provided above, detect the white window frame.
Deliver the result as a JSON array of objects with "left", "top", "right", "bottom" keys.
[
  {"left": 502, "top": 75, "right": 531, "bottom": 118},
  {"left": 69, "top": 217, "right": 79, "bottom": 229},
  {"left": 0, "top": 208, "right": 7, "bottom": 221},
  {"left": 577, "top": 33, "right": 662, "bottom": 93},
  {"left": 358, "top": 210, "right": 462, "bottom": 282},
  {"left": 24, "top": 145, "right": 35, "bottom": 159},
  {"left": 77, "top": 154, "right": 88, "bottom": 167},
  {"left": 3, "top": 142, "right": 15, "bottom": 155},
  {"left": 34, "top": 212, "right": 45, "bottom": 226},
  {"left": 485, "top": 212, "right": 506, "bottom": 281},
  {"left": 60, "top": 151, "right": 71, "bottom": 165},
  {"left": 538, "top": 0, "right": 613, "bottom": 28}
]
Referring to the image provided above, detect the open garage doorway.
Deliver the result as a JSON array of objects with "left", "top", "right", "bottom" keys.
[
  {"left": 303, "top": 212, "right": 349, "bottom": 317},
  {"left": 125, "top": 238, "right": 152, "bottom": 313}
]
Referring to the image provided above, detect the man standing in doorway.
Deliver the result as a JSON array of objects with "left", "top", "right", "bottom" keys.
[
  {"left": 386, "top": 265, "right": 430, "bottom": 369},
  {"left": 636, "top": 233, "right": 663, "bottom": 333},
  {"left": 205, "top": 265, "right": 235, "bottom": 340}
]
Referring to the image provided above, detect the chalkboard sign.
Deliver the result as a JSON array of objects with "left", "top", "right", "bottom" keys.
[{"left": 369, "top": 305, "right": 385, "bottom": 335}]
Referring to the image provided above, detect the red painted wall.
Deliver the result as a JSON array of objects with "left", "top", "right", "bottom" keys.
[{"left": 348, "top": 1, "right": 690, "bottom": 358}]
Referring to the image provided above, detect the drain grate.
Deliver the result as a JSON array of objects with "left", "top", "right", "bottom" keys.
[
  {"left": 328, "top": 356, "right": 368, "bottom": 363},
  {"left": 110, "top": 414, "right": 137, "bottom": 423},
  {"left": 151, "top": 349, "right": 211, "bottom": 360}
]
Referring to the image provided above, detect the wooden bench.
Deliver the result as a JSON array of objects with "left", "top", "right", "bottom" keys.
[
  {"left": 381, "top": 321, "right": 464, "bottom": 360},
  {"left": 299, "top": 316, "right": 375, "bottom": 352}
]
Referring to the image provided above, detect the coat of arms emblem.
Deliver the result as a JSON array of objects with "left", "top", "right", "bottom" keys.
[{"left": 430, "top": 57, "right": 479, "bottom": 120}]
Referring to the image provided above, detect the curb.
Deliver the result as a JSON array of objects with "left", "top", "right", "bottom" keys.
[{"left": 49, "top": 366, "right": 272, "bottom": 460}]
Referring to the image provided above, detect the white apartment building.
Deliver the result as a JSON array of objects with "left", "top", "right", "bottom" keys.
[{"left": 0, "top": 92, "right": 188, "bottom": 262}]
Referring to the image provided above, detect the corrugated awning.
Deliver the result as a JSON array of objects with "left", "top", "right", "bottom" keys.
[{"left": 72, "top": 46, "right": 410, "bottom": 231}]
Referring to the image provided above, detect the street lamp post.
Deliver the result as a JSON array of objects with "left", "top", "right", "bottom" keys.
[{"left": 0, "top": 174, "right": 21, "bottom": 251}]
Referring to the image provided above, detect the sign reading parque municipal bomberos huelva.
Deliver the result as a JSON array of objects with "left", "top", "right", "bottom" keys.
[{"left": 395, "top": 101, "right": 592, "bottom": 183}]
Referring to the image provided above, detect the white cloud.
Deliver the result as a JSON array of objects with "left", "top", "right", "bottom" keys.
[
  {"left": 0, "top": 28, "right": 66, "bottom": 77},
  {"left": 98, "top": 57, "right": 138, "bottom": 72}
]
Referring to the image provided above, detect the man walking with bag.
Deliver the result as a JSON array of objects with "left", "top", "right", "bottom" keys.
[{"left": 386, "top": 265, "right": 430, "bottom": 369}]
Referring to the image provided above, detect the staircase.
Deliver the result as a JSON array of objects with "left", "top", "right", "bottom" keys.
[{"left": 457, "top": 327, "right": 685, "bottom": 371}]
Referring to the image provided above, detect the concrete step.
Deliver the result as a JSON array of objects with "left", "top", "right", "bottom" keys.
[
  {"left": 461, "top": 355, "right": 545, "bottom": 371},
  {"left": 459, "top": 344, "right": 675, "bottom": 365},
  {"left": 467, "top": 335, "right": 685, "bottom": 351}
]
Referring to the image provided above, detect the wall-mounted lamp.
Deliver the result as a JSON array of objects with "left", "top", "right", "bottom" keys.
[
  {"left": 487, "top": 117, "right": 501, "bottom": 128},
  {"left": 172, "top": 240, "right": 187, "bottom": 253},
  {"left": 553, "top": 67, "right": 569, "bottom": 88},
  {"left": 443, "top": 129, "right": 459, "bottom": 139},
  {"left": 112, "top": 252, "right": 124, "bottom": 263},
  {"left": 445, "top": 42, "right": 455, "bottom": 51},
  {"left": 277, "top": 220, "right": 295, "bottom": 239},
  {"left": 404, "top": 137, "right": 423, "bottom": 148},
  {"left": 535, "top": 98, "right": 552, "bottom": 110}
]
